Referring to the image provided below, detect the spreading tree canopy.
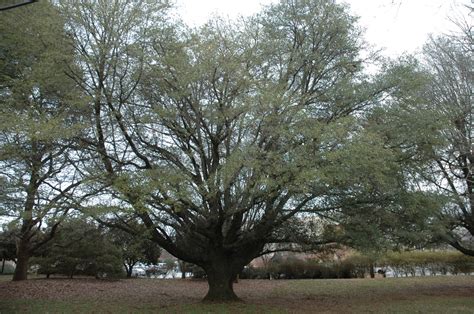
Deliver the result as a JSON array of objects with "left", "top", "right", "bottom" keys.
[
  {"left": 0, "top": 0, "right": 456, "bottom": 301},
  {"left": 61, "top": 0, "right": 429, "bottom": 301}
]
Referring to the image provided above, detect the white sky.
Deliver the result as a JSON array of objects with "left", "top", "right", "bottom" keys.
[{"left": 175, "top": 0, "right": 472, "bottom": 57}]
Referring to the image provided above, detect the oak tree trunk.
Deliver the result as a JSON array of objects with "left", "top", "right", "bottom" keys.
[
  {"left": 12, "top": 252, "right": 30, "bottom": 281},
  {"left": 201, "top": 254, "right": 247, "bottom": 303},
  {"left": 204, "top": 267, "right": 240, "bottom": 302}
]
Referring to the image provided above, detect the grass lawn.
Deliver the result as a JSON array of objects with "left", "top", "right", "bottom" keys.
[
  {"left": 0, "top": 275, "right": 13, "bottom": 282},
  {"left": 0, "top": 276, "right": 473, "bottom": 313}
]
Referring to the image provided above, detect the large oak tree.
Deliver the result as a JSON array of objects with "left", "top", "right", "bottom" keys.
[{"left": 60, "top": 0, "right": 425, "bottom": 301}]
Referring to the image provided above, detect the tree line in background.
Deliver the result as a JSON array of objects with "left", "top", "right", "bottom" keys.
[
  {"left": 0, "top": 217, "right": 160, "bottom": 278},
  {"left": 241, "top": 251, "right": 474, "bottom": 280},
  {"left": 0, "top": 0, "right": 472, "bottom": 302}
]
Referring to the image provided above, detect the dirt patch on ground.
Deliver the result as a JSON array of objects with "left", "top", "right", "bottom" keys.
[{"left": 1, "top": 278, "right": 206, "bottom": 307}]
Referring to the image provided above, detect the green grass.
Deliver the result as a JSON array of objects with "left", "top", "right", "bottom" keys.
[
  {"left": 0, "top": 300, "right": 284, "bottom": 314},
  {"left": 0, "top": 274, "right": 44, "bottom": 281},
  {"left": 0, "top": 275, "right": 13, "bottom": 282},
  {"left": 4, "top": 298, "right": 471, "bottom": 314},
  {"left": 1, "top": 300, "right": 116, "bottom": 314},
  {"left": 279, "top": 275, "right": 472, "bottom": 295},
  {"left": 158, "top": 303, "right": 285, "bottom": 314},
  {"left": 358, "top": 297, "right": 474, "bottom": 314},
  {"left": 273, "top": 276, "right": 474, "bottom": 313},
  {"left": 1, "top": 276, "right": 473, "bottom": 313}
]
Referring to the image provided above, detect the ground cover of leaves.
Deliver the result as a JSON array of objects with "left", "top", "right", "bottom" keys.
[{"left": 1, "top": 276, "right": 473, "bottom": 313}]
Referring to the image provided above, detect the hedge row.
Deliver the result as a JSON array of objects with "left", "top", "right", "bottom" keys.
[
  {"left": 241, "top": 251, "right": 474, "bottom": 279},
  {"left": 241, "top": 259, "right": 360, "bottom": 279},
  {"left": 379, "top": 251, "right": 474, "bottom": 277}
]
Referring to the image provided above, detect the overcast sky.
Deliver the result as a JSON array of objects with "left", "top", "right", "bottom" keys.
[{"left": 175, "top": 0, "right": 472, "bottom": 57}]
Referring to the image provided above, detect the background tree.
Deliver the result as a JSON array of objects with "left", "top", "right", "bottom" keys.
[
  {"left": 63, "top": 0, "right": 429, "bottom": 301},
  {"left": 420, "top": 21, "right": 474, "bottom": 255},
  {"left": 0, "top": 2, "right": 86, "bottom": 281},
  {"left": 177, "top": 260, "right": 192, "bottom": 279},
  {"left": 354, "top": 16, "right": 474, "bottom": 256},
  {"left": 341, "top": 55, "right": 459, "bottom": 254},
  {"left": 0, "top": 228, "right": 17, "bottom": 274},
  {"left": 32, "top": 219, "right": 123, "bottom": 279},
  {"left": 107, "top": 221, "right": 161, "bottom": 278}
]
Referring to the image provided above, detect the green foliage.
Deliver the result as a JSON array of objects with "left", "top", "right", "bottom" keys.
[
  {"left": 380, "top": 251, "right": 474, "bottom": 277},
  {"left": 107, "top": 222, "right": 161, "bottom": 276},
  {"left": 340, "top": 191, "right": 446, "bottom": 253},
  {"left": 0, "top": 262, "right": 15, "bottom": 275},
  {"left": 0, "top": 0, "right": 87, "bottom": 281},
  {"left": 364, "top": 18, "right": 474, "bottom": 256},
  {"left": 32, "top": 219, "right": 123, "bottom": 278},
  {"left": 241, "top": 258, "right": 358, "bottom": 280},
  {"left": 0, "top": 1, "right": 85, "bottom": 141},
  {"left": 78, "top": 0, "right": 441, "bottom": 272},
  {"left": 419, "top": 25, "right": 474, "bottom": 256},
  {"left": 327, "top": 58, "right": 449, "bottom": 253},
  {"left": 240, "top": 266, "right": 271, "bottom": 279},
  {"left": 1, "top": 0, "right": 467, "bottom": 301},
  {"left": 243, "top": 251, "right": 474, "bottom": 280},
  {"left": 190, "top": 265, "right": 207, "bottom": 279},
  {"left": 0, "top": 228, "right": 16, "bottom": 262}
]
